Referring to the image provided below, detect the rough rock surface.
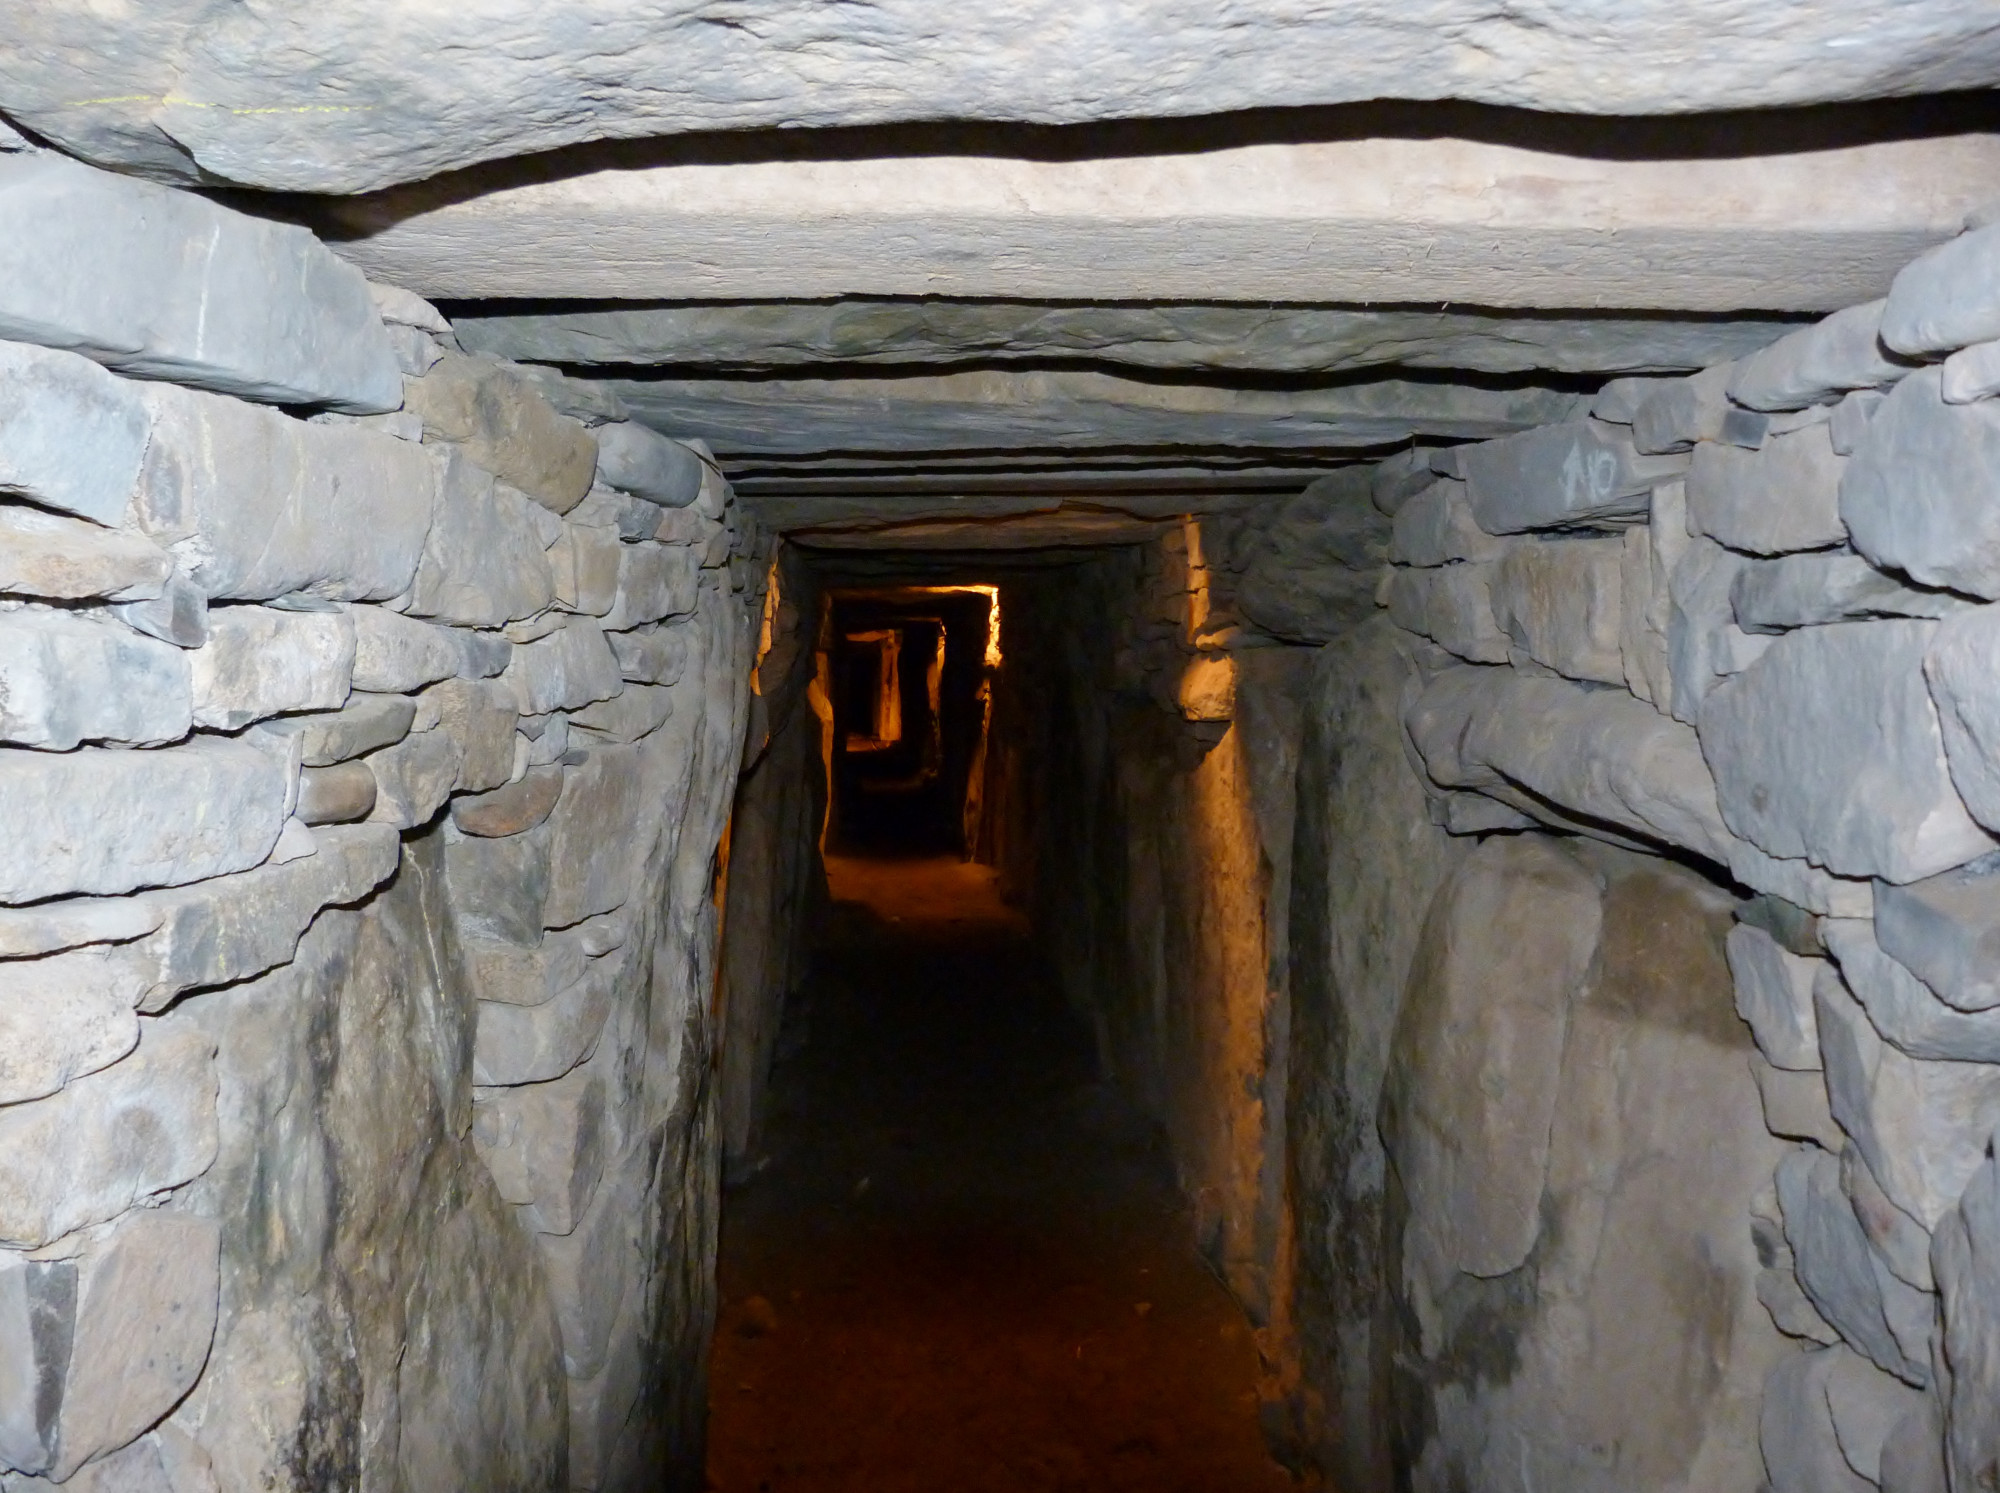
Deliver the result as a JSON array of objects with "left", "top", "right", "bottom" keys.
[
  {"left": 1842, "top": 368, "right": 2000, "bottom": 599},
  {"left": 0, "top": 340, "right": 152, "bottom": 527}
]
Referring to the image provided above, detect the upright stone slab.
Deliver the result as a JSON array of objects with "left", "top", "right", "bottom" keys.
[
  {"left": 0, "top": 340, "right": 152, "bottom": 526},
  {"left": 1461, "top": 418, "right": 1685, "bottom": 533},
  {"left": 1699, "top": 620, "right": 1996, "bottom": 884},
  {"left": 1933, "top": 1148, "right": 2000, "bottom": 1493},
  {"left": 1880, "top": 218, "right": 2000, "bottom": 357},
  {"left": 1728, "top": 300, "right": 1914, "bottom": 412},
  {"left": 0, "top": 154, "right": 401, "bottom": 412},
  {"left": 1686, "top": 422, "right": 1848, "bottom": 555}
]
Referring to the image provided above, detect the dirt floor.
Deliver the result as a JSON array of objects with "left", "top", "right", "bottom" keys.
[{"left": 704, "top": 852, "right": 1297, "bottom": 1493}]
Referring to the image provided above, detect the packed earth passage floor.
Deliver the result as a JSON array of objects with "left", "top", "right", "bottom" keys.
[{"left": 704, "top": 854, "right": 1295, "bottom": 1493}]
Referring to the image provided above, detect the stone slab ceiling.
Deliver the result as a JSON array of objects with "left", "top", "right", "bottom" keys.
[{"left": 5, "top": 2, "right": 1998, "bottom": 192}]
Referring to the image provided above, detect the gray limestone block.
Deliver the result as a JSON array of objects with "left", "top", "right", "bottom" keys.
[
  {"left": 1729, "top": 300, "right": 1915, "bottom": 412},
  {"left": 1733, "top": 552, "right": 1973, "bottom": 634},
  {"left": 1666, "top": 535, "right": 1772, "bottom": 724},
  {"left": 568, "top": 684, "right": 674, "bottom": 747},
  {"left": 1698, "top": 620, "right": 1997, "bottom": 885},
  {"left": 1925, "top": 605, "right": 2000, "bottom": 832},
  {"left": 450, "top": 766, "right": 565, "bottom": 839},
  {"left": 0, "top": 1020, "right": 218, "bottom": 1249},
  {"left": 443, "top": 819, "right": 552, "bottom": 946},
  {"left": 1874, "top": 859, "right": 2000, "bottom": 1014},
  {"left": 473, "top": 1067, "right": 608, "bottom": 1238},
  {"left": 0, "top": 505, "right": 170, "bottom": 604},
  {"left": 400, "top": 451, "right": 556, "bottom": 626},
  {"left": 606, "top": 623, "right": 690, "bottom": 687},
  {"left": 111, "top": 570, "right": 208, "bottom": 650},
  {"left": 46, "top": 1211, "right": 219, "bottom": 1482},
  {"left": 508, "top": 363, "right": 631, "bottom": 426},
  {"left": 1387, "top": 478, "right": 1505, "bottom": 567},
  {"left": 259, "top": 693, "right": 416, "bottom": 767},
  {"left": 1727, "top": 921, "right": 1823, "bottom": 1071},
  {"left": 0, "top": 610, "right": 191, "bottom": 750},
  {"left": 524, "top": 717, "right": 572, "bottom": 767},
  {"left": 1940, "top": 338, "right": 2000, "bottom": 405},
  {"left": 0, "top": 341, "right": 150, "bottom": 527},
  {"left": 294, "top": 761, "right": 377, "bottom": 825},
  {"left": 1762, "top": 1348, "right": 1878, "bottom": 1493},
  {"left": 1687, "top": 421, "right": 1848, "bottom": 556},
  {"left": 1932, "top": 1146, "right": 2000, "bottom": 1490},
  {"left": 472, "top": 959, "right": 614, "bottom": 1086},
  {"left": 1381, "top": 565, "right": 1509, "bottom": 665},
  {"left": 1754, "top": 1059, "right": 1845, "bottom": 1150},
  {"left": 1820, "top": 921, "right": 2000, "bottom": 1064},
  {"left": 0, "top": 945, "right": 150, "bottom": 1105},
  {"left": 403, "top": 353, "right": 598, "bottom": 515},
  {"left": 131, "top": 382, "right": 435, "bottom": 603},
  {"left": 548, "top": 524, "right": 621, "bottom": 617},
  {"left": 542, "top": 748, "right": 646, "bottom": 930},
  {"left": 423, "top": 677, "right": 518, "bottom": 793},
  {"left": 501, "top": 618, "right": 623, "bottom": 717},
  {"left": 1631, "top": 364, "right": 1735, "bottom": 455},
  {"left": 188, "top": 606, "right": 353, "bottom": 731},
  {"left": 465, "top": 929, "right": 586, "bottom": 1008},
  {"left": 1732, "top": 842, "right": 1876, "bottom": 922},
  {"left": 348, "top": 605, "right": 493, "bottom": 693},
  {"left": 370, "top": 282, "right": 450, "bottom": 336},
  {"left": 1461, "top": 418, "right": 1685, "bottom": 533},
  {"left": 1880, "top": 219, "right": 2000, "bottom": 358},
  {"left": 592, "top": 423, "right": 703, "bottom": 509},
  {"left": 1777, "top": 1147, "right": 1932, "bottom": 1386},
  {"left": 129, "top": 824, "right": 400, "bottom": 1011},
  {"left": 1841, "top": 367, "right": 2000, "bottom": 599},
  {"left": 598, "top": 544, "right": 701, "bottom": 631},
  {"left": 1488, "top": 535, "right": 1625, "bottom": 685},
  {"left": 362, "top": 729, "right": 462, "bottom": 830},
  {"left": 0, "top": 898, "right": 161, "bottom": 963},
  {"left": 0, "top": 155, "right": 400, "bottom": 411},
  {"left": 1815, "top": 970, "right": 2000, "bottom": 1230},
  {"left": 0, "top": 739, "right": 287, "bottom": 904}
]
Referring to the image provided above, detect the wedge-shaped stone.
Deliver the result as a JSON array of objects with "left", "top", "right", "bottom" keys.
[
  {"left": 451, "top": 766, "right": 565, "bottom": 839},
  {"left": 1925, "top": 606, "right": 2000, "bottom": 833},
  {"left": 363, "top": 730, "right": 463, "bottom": 830},
  {"left": 1461, "top": 419, "right": 1685, "bottom": 534},
  {"left": 1933, "top": 1146, "right": 2000, "bottom": 1491},
  {"left": 129, "top": 824, "right": 401, "bottom": 1010},
  {"left": 502, "top": 618, "right": 623, "bottom": 716},
  {"left": 0, "top": 504, "right": 171, "bottom": 602},
  {"left": 1700, "top": 621, "right": 1996, "bottom": 885},
  {"left": 1753, "top": 1059, "right": 1844, "bottom": 1150},
  {"left": 349, "top": 604, "right": 510, "bottom": 693},
  {"left": 0, "top": 609, "right": 191, "bottom": 749},
  {"left": 0, "top": 154, "right": 399, "bottom": 410},
  {"left": 401, "top": 450, "right": 556, "bottom": 625},
  {"left": 260, "top": 694, "right": 416, "bottom": 767},
  {"left": 0, "top": 1021, "right": 218, "bottom": 1249},
  {"left": 1488, "top": 536, "right": 1624, "bottom": 684},
  {"left": 568, "top": 684, "right": 674, "bottom": 746},
  {"left": 1816, "top": 970, "right": 2000, "bottom": 1229},
  {"left": 0, "top": 945, "right": 151, "bottom": 1104},
  {"left": 543, "top": 748, "right": 646, "bottom": 928},
  {"left": 0, "top": 340, "right": 151, "bottom": 527},
  {"left": 1729, "top": 301, "right": 1914, "bottom": 412},
  {"left": 1387, "top": 478, "right": 1505, "bottom": 567},
  {"left": 443, "top": 819, "right": 552, "bottom": 946},
  {"left": 1843, "top": 1145, "right": 1935, "bottom": 1294},
  {"left": 1666, "top": 534, "right": 1772, "bottom": 724},
  {"left": 1821, "top": 921, "right": 2000, "bottom": 1064},
  {"left": 1881, "top": 218, "right": 2000, "bottom": 358},
  {"left": 473, "top": 958, "right": 615, "bottom": 1086},
  {"left": 0, "top": 738, "right": 287, "bottom": 903},
  {"left": 0, "top": 897, "right": 162, "bottom": 962},
  {"left": 425, "top": 677, "right": 518, "bottom": 793},
  {"left": 189, "top": 606, "right": 354, "bottom": 731},
  {"left": 592, "top": 423, "right": 703, "bottom": 509},
  {"left": 403, "top": 353, "right": 597, "bottom": 514},
  {"left": 295, "top": 761, "right": 377, "bottom": 825},
  {"left": 548, "top": 523, "right": 621, "bottom": 616},
  {"left": 598, "top": 544, "right": 701, "bottom": 632},
  {"left": 606, "top": 623, "right": 691, "bottom": 687},
  {"left": 111, "top": 569, "right": 208, "bottom": 649},
  {"left": 1727, "top": 921, "right": 1823, "bottom": 1072},
  {"left": 1687, "top": 421, "right": 1847, "bottom": 556},
  {"left": 1874, "top": 859, "right": 2000, "bottom": 1014},
  {"left": 1733, "top": 552, "right": 1972, "bottom": 634},
  {"left": 472, "top": 1066, "right": 607, "bottom": 1236},
  {"left": 1631, "top": 363, "right": 1734, "bottom": 455},
  {"left": 132, "top": 382, "right": 435, "bottom": 602},
  {"left": 465, "top": 929, "right": 586, "bottom": 1008},
  {"left": 1842, "top": 368, "right": 2000, "bottom": 599},
  {"left": 1382, "top": 565, "right": 1508, "bottom": 664}
]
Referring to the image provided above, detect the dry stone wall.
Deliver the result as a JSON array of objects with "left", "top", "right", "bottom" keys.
[{"left": 0, "top": 156, "right": 767, "bottom": 1492}]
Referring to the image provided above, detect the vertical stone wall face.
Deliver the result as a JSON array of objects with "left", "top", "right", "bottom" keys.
[{"left": 0, "top": 157, "right": 767, "bottom": 1492}]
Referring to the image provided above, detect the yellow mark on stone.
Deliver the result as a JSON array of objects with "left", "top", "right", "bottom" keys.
[{"left": 51, "top": 93, "right": 375, "bottom": 116}]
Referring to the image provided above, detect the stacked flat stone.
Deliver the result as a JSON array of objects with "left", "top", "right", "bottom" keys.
[{"left": 1380, "top": 228, "right": 2000, "bottom": 1493}]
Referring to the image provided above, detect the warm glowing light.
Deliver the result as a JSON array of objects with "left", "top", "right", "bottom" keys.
[{"left": 831, "top": 584, "right": 1002, "bottom": 668}]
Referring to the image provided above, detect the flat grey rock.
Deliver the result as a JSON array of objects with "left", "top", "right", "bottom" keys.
[
  {"left": 473, "top": 959, "right": 614, "bottom": 1087},
  {"left": 600, "top": 546, "right": 700, "bottom": 632},
  {"left": 1382, "top": 566, "right": 1509, "bottom": 665},
  {"left": 593, "top": 423, "right": 704, "bottom": 510},
  {"left": 1762, "top": 1349, "right": 1877, "bottom": 1493},
  {"left": 1687, "top": 422, "right": 1849, "bottom": 556},
  {"left": 0, "top": 896, "right": 162, "bottom": 963},
  {"left": 464, "top": 930, "right": 586, "bottom": 1010},
  {"left": 1874, "top": 859, "right": 2000, "bottom": 1013},
  {"left": 502, "top": 619, "right": 623, "bottom": 718},
  {"left": 443, "top": 819, "right": 552, "bottom": 947},
  {"left": 569, "top": 685, "right": 675, "bottom": 747},
  {"left": 1776, "top": 1147, "right": 1930, "bottom": 1386},
  {"left": 0, "top": 945, "right": 148, "bottom": 1106},
  {"left": 542, "top": 748, "right": 645, "bottom": 929},
  {"left": 1631, "top": 364, "right": 1735, "bottom": 455},
  {"left": 0, "top": 340, "right": 151, "bottom": 526},
  {"left": 0, "top": 609, "right": 191, "bottom": 750},
  {"left": 349, "top": 605, "right": 507, "bottom": 695},
  {"left": 1941, "top": 338, "right": 2000, "bottom": 404},
  {"left": 1933, "top": 1147, "right": 2000, "bottom": 1491},
  {"left": 1729, "top": 301, "right": 1916, "bottom": 412},
  {"left": 111, "top": 569, "right": 208, "bottom": 649},
  {"left": 606, "top": 626, "right": 691, "bottom": 689},
  {"left": 189, "top": 606, "right": 354, "bottom": 731},
  {"left": 405, "top": 354, "right": 598, "bottom": 516},
  {"left": 472, "top": 1065, "right": 607, "bottom": 1237},
  {"left": 1461, "top": 419, "right": 1685, "bottom": 534},
  {"left": 0, "top": 154, "right": 399, "bottom": 410},
  {"left": 1881, "top": 219, "right": 2000, "bottom": 357},
  {"left": 424, "top": 677, "right": 519, "bottom": 794},
  {"left": 261, "top": 694, "right": 416, "bottom": 767},
  {"left": 1699, "top": 620, "right": 1996, "bottom": 885},
  {"left": 1666, "top": 534, "right": 1772, "bottom": 724},
  {"left": 1842, "top": 368, "right": 2000, "bottom": 599},
  {"left": 1924, "top": 604, "right": 2000, "bottom": 831},
  {"left": 1726, "top": 921, "right": 1823, "bottom": 1072},
  {"left": 549, "top": 524, "right": 622, "bottom": 618},
  {"left": 0, "top": 505, "right": 171, "bottom": 603},
  {"left": 1822, "top": 920, "right": 2000, "bottom": 1065},
  {"left": 1488, "top": 536, "right": 1625, "bottom": 685},
  {"left": 363, "top": 729, "right": 462, "bottom": 830},
  {"left": 1388, "top": 479, "right": 1505, "bottom": 568},
  {"left": 401, "top": 452, "right": 556, "bottom": 627},
  {"left": 1733, "top": 552, "right": 1973, "bottom": 633}
]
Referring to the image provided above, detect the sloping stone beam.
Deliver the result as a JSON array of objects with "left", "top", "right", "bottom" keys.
[
  {"left": 331, "top": 134, "right": 2000, "bottom": 308},
  {"left": 4, "top": 3, "right": 1999, "bottom": 191}
]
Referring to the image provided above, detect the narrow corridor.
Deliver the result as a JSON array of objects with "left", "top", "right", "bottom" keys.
[{"left": 704, "top": 854, "right": 1295, "bottom": 1493}]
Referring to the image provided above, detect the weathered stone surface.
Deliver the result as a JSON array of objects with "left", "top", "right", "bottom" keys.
[
  {"left": 420, "top": 678, "right": 517, "bottom": 794},
  {"left": 1925, "top": 606, "right": 2000, "bottom": 834},
  {"left": 1729, "top": 300, "right": 1915, "bottom": 412},
  {"left": 599, "top": 545, "right": 701, "bottom": 632},
  {"left": 473, "top": 961, "right": 614, "bottom": 1086},
  {"left": 0, "top": 505, "right": 171, "bottom": 603},
  {"left": 605, "top": 623, "right": 691, "bottom": 688},
  {"left": 548, "top": 524, "right": 621, "bottom": 617},
  {"left": 542, "top": 749, "right": 646, "bottom": 929},
  {"left": 132, "top": 383, "right": 435, "bottom": 604},
  {"left": 568, "top": 684, "right": 674, "bottom": 746},
  {"left": 1754, "top": 1059, "right": 1845, "bottom": 1150},
  {"left": 1763, "top": 1348, "right": 1878, "bottom": 1493},
  {"left": 403, "top": 354, "right": 597, "bottom": 515},
  {"left": 501, "top": 618, "right": 623, "bottom": 717},
  {"left": 0, "top": 739, "right": 287, "bottom": 904},
  {"left": 0, "top": 1021, "right": 217, "bottom": 1249},
  {"left": 1687, "top": 421, "right": 1848, "bottom": 556},
  {"left": 0, "top": 341, "right": 151, "bottom": 527},
  {"left": 111, "top": 570, "right": 208, "bottom": 651},
  {"left": 1874, "top": 859, "right": 2000, "bottom": 1014},
  {"left": 1822, "top": 921, "right": 2000, "bottom": 1065},
  {"left": 1733, "top": 552, "right": 1972, "bottom": 633},
  {"left": 0, "top": 945, "right": 151, "bottom": 1105},
  {"left": 1387, "top": 479, "right": 1504, "bottom": 568},
  {"left": 592, "top": 423, "right": 704, "bottom": 510},
  {"left": 0, "top": 155, "right": 399, "bottom": 409},
  {"left": 1381, "top": 565, "right": 1508, "bottom": 664},
  {"left": 295, "top": 761, "right": 378, "bottom": 825},
  {"left": 1667, "top": 534, "right": 1772, "bottom": 724},
  {"left": 1881, "top": 219, "right": 2000, "bottom": 357},
  {"left": 188, "top": 607, "right": 353, "bottom": 731},
  {"left": 1941, "top": 337, "right": 2000, "bottom": 404},
  {"left": 0, "top": 898, "right": 161, "bottom": 963},
  {"left": 1616, "top": 496, "right": 1674, "bottom": 707},
  {"left": 364, "top": 730, "right": 463, "bottom": 830},
  {"left": 0, "top": 610, "right": 191, "bottom": 750},
  {"left": 1488, "top": 535, "right": 1625, "bottom": 684},
  {"left": 473, "top": 1067, "right": 607, "bottom": 1237},
  {"left": 465, "top": 931, "right": 585, "bottom": 1009},
  {"left": 1816, "top": 970, "right": 2000, "bottom": 1229},
  {"left": 1700, "top": 621, "right": 1996, "bottom": 885},
  {"left": 49, "top": 1212, "right": 220, "bottom": 1482},
  {"left": 1777, "top": 1147, "right": 1931, "bottom": 1386},
  {"left": 1842, "top": 368, "right": 2000, "bottom": 599},
  {"left": 443, "top": 821, "right": 552, "bottom": 946},
  {"left": 401, "top": 452, "right": 556, "bottom": 626},
  {"left": 1460, "top": 418, "right": 1686, "bottom": 533},
  {"left": 349, "top": 605, "right": 509, "bottom": 694},
  {"left": 1933, "top": 1146, "right": 2000, "bottom": 1492},
  {"left": 450, "top": 767, "right": 565, "bottom": 840},
  {"left": 260, "top": 694, "right": 415, "bottom": 767},
  {"left": 1631, "top": 363, "right": 1734, "bottom": 454},
  {"left": 1728, "top": 921, "right": 1823, "bottom": 1072}
]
